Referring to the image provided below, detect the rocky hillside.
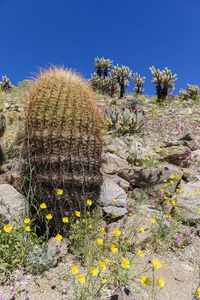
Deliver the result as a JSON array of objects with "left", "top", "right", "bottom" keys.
[{"left": 0, "top": 89, "right": 200, "bottom": 300}]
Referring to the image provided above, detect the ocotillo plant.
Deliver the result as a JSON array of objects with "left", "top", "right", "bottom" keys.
[{"left": 21, "top": 66, "right": 104, "bottom": 233}]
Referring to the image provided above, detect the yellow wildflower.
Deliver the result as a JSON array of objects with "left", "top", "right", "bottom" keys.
[
  {"left": 55, "top": 234, "right": 62, "bottom": 241},
  {"left": 25, "top": 226, "right": 31, "bottom": 232},
  {"left": 97, "top": 238, "right": 103, "bottom": 245},
  {"left": 111, "top": 245, "right": 118, "bottom": 254},
  {"left": 57, "top": 189, "right": 63, "bottom": 195},
  {"left": 46, "top": 214, "right": 53, "bottom": 220},
  {"left": 101, "top": 227, "right": 104, "bottom": 233},
  {"left": 75, "top": 211, "right": 81, "bottom": 217},
  {"left": 141, "top": 276, "right": 150, "bottom": 286},
  {"left": 121, "top": 258, "right": 130, "bottom": 268},
  {"left": 114, "top": 228, "right": 121, "bottom": 236},
  {"left": 113, "top": 198, "right": 116, "bottom": 202},
  {"left": 196, "top": 189, "right": 199, "bottom": 193},
  {"left": 137, "top": 250, "right": 144, "bottom": 257},
  {"left": 88, "top": 224, "right": 92, "bottom": 229},
  {"left": 62, "top": 217, "right": 69, "bottom": 223},
  {"left": 197, "top": 287, "right": 200, "bottom": 298},
  {"left": 99, "top": 261, "right": 107, "bottom": 270},
  {"left": 140, "top": 227, "right": 145, "bottom": 233},
  {"left": 24, "top": 218, "right": 30, "bottom": 224},
  {"left": 40, "top": 203, "right": 47, "bottom": 209},
  {"left": 91, "top": 267, "right": 99, "bottom": 276},
  {"left": 157, "top": 276, "right": 165, "bottom": 288},
  {"left": 87, "top": 199, "right": 92, "bottom": 206},
  {"left": 71, "top": 265, "right": 79, "bottom": 274},
  {"left": 102, "top": 279, "right": 107, "bottom": 284},
  {"left": 78, "top": 274, "right": 85, "bottom": 284},
  {"left": 105, "top": 258, "right": 109, "bottom": 263},
  {"left": 171, "top": 199, "right": 175, "bottom": 205},
  {"left": 146, "top": 243, "right": 150, "bottom": 247},
  {"left": 191, "top": 193, "right": 194, "bottom": 197},
  {"left": 152, "top": 259, "right": 162, "bottom": 269},
  {"left": 151, "top": 218, "right": 156, "bottom": 223}
]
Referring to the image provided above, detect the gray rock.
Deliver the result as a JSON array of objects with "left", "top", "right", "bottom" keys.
[
  {"left": 177, "top": 181, "right": 200, "bottom": 221},
  {"left": 0, "top": 184, "right": 27, "bottom": 223},
  {"left": 131, "top": 140, "right": 143, "bottom": 151},
  {"left": 3, "top": 102, "right": 10, "bottom": 109},
  {"left": 107, "top": 175, "right": 130, "bottom": 189},
  {"left": 111, "top": 137, "right": 129, "bottom": 152},
  {"left": 178, "top": 133, "right": 193, "bottom": 141},
  {"left": 110, "top": 286, "right": 144, "bottom": 300},
  {"left": 101, "top": 152, "right": 129, "bottom": 175},
  {"left": 104, "top": 144, "right": 118, "bottom": 153},
  {"left": 102, "top": 206, "right": 128, "bottom": 218},
  {"left": 118, "top": 166, "right": 183, "bottom": 192},
  {"left": 191, "top": 150, "right": 200, "bottom": 161},
  {"left": 160, "top": 145, "right": 189, "bottom": 166},
  {"left": 99, "top": 176, "right": 127, "bottom": 207},
  {"left": 117, "top": 150, "right": 130, "bottom": 160}
]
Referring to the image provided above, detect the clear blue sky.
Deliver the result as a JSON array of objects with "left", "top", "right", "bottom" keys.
[{"left": 0, "top": 0, "right": 200, "bottom": 96}]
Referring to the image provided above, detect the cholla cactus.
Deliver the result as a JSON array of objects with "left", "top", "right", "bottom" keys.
[
  {"left": 179, "top": 84, "right": 200, "bottom": 100},
  {"left": 179, "top": 89, "right": 189, "bottom": 100},
  {"left": 0, "top": 76, "right": 14, "bottom": 92},
  {"left": 112, "top": 65, "right": 132, "bottom": 98},
  {"left": 94, "top": 57, "right": 113, "bottom": 78},
  {"left": 91, "top": 57, "right": 119, "bottom": 96},
  {"left": 102, "top": 75, "right": 120, "bottom": 96},
  {"left": 187, "top": 84, "right": 200, "bottom": 98},
  {"left": 0, "top": 112, "right": 6, "bottom": 137},
  {"left": 150, "top": 66, "right": 177, "bottom": 101},
  {"left": 132, "top": 73, "right": 145, "bottom": 95},
  {"left": 90, "top": 73, "right": 103, "bottom": 91}
]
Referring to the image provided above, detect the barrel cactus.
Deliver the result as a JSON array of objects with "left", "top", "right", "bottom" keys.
[{"left": 22, "top": 67, "right": 103, "bottom": 233}]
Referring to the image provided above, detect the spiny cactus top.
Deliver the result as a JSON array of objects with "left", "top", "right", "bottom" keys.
[
  {"left": 23, "top": 66, "right": 104, "bottom": 233},
  {"left": 26, "top": 67, "right": 102, "bottom": 150}
]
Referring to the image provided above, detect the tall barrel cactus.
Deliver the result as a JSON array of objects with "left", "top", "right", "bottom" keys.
[{"left": 22, "top": 67, "right": 103, "bottom": 232}]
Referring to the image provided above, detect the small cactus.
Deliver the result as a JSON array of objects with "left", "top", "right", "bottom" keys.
[
  {"left": 0, "top": 76, "right": 14, "bottom": 92},
  {"left": 21, "top": 66, "right": 104, "bottom": 233},
  {"left": 179, "top": 84, "right": 200, "bottom": 100},
  {"left": 150, "top": 66, "right": 177, "bottom": 102},
  {"left": 0, "top": 112, "right": 6, "bottom": 137},
  {"left": 122, "top": 108, "right": 130, "bottom": 125},
  {"left": 132, "top": 73, "right": 145, "bottom": 95},
  {"left": 112, "top": 65, "right": 132, "bottom": 98}
]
